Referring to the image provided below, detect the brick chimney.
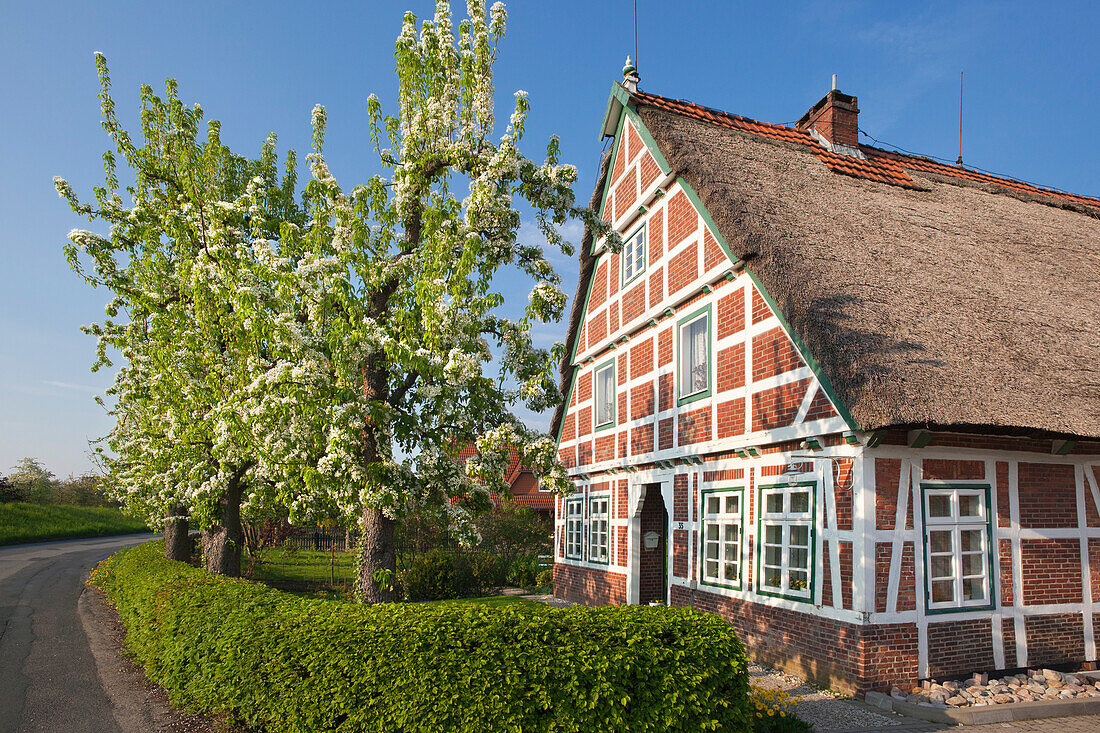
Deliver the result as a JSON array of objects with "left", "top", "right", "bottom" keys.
[{"left": 797, "top": 88, "right": 860, "bottom": 151}]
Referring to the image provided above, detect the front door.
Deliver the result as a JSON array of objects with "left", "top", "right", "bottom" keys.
[{"left": 637, "top": 483, "right": 668, "bottom": 604}]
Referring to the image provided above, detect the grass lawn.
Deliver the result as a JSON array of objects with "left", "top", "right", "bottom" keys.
[
  {"left": 0, "top": 502, "right": 149, "bottom": 545},
  {"left": 250, "top": 547, "right": 548, "bottom": 607},
  {"left": 251, "top": 547, "right": 356, "bottom": 584}
]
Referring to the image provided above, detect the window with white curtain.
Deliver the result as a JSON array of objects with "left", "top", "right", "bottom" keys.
[
  {"left": 622, "top": 226, "right": 646, "bottom": 285},
  {"left": 678, "top": 309, "right": 710, "bottom": 402},
  {"left": 594, "top": 360, "right": 616, "bottom": 429}
]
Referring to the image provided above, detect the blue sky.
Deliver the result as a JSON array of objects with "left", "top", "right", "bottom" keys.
[{"left": 2, "top": 0, "right": 1097, "bottom": 477}]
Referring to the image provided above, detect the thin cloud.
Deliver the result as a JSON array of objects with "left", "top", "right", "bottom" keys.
[{"left": 43, "top": 380, "right": 102, "bottom": 394}]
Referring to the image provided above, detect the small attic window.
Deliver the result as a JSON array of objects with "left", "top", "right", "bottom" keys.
[{"left": 622, "top": 225, "right": 646, "bottom": 286}]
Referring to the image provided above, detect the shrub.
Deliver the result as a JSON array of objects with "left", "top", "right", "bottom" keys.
[
  {"left": 398, "top": 548, "right": 479, "bottom": 601},
  {"left": 90, "top": 541, "right": 753, "bottom": 732},
  {"left": 535, "top": 568, "right": 553, "bottom": 587}
]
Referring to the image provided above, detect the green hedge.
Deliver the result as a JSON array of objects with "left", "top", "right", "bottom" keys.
[{"left": 90, "top": 542, "right": 752, "bottom": 732}]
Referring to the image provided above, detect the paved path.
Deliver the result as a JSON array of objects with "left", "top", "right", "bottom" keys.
[
  {"left": 800, "top": 697, "right": 1100, "bottom": 732},
  {"left": 0, "top": 534, "right": 153, "bottom": 733}
]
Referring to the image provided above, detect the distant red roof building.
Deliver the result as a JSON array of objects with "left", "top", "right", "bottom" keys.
[{"left": 456, "top": 443, "right": 553, "bottom": 520}]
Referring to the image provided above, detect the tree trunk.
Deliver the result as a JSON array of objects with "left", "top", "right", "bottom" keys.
[
  {"left": 356, "top": 353, "right": 397, "bottom": 603},
  {"left": 163, "top": 504, "right": 191, "bottom": 562},
  {"left": 358, "top": 507, "right": 396, "bottom": 603},
  {"left": 201, "top": 468, "right": 246, "bottom": 576}
]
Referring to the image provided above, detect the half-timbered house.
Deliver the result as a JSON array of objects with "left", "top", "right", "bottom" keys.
[{"left": 550, "top": 65, "right": 1100, "bottom": 694}]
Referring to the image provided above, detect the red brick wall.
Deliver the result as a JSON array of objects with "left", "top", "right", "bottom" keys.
[
  {"left": 875, "top": 544, "right": 890, "bottom": 613},
  {"left": 897, "top": 543, "right": 916, "bottom": 612},
  {"left": 588, "top": 312, "right": 607, "bottom": 347},
  {"left": 590, "top": 261, "right": 607, "bottom": 309},
  {"left": 876, "top": 459, "right": 901, "bottom": 530},
  {"left": 717, "top": 343, "right": 745, "bottom": 392},
  {"left": 666, "top": 190, "right": 694, "bottom": 249},
  {"left": 922, "top": 459, "right": 985, "bottom": 481},
  {"left": 650, "top": 207, "right": 664, "bottom": 261},
  {"left": 804, "top": 389, "right": 837, "bottom": 422},
  {"left": 577, "top": 406, "right": 591, "bottom": 437},
  {"left": 577, "top": 370, "right": 592, "bottom": 402},
  {"left": 751, "top": 288, "right": 770, "bottom": 324},
  {"left": 1017, "top": 462, "right": 1077, "bottom": 528},
  {"left": 927, "top": 619, "right": 995, "bottom": 679},
  {"left": 639, "top": 149, "right": 662, "bottom": 192},
  {"left": 629, "top": 338, "right": 653, "bottom": 380},
  {"left": 658, "top": 417, "right": 673, "bottom": 450},
  {"left": 1000, "top": 539, "right": 1014, "bottom": 606},
  {"left": 678, "top": 406, "right": 712, "bottom": 445},
  {"left": 630, "top": 383, "right": 653, "bottom": 420},
  {"left": 657, "top": 328, "right": 672, "bottom": 366},
  {"left": 717, "top": 289, "right": 745, "bottom": 338},
  {"left": 1025, "top": 614, "right": 1085, "bottom": 667},
  {"left": 835, "top": 460, "right": 853, "bottom": 530},
  {"left": 554, "top": 563, "right": 626, "bottom": 606},
  {"left": 668, "top": 242, "right": 698, "bottom": 295},
  {"left": 594, "top": 434, "right": 616, "bottom": 463},
  {"left": 703, "top": 228, "right": 725, "bottom": 271},
  {"left": 716, "top": 398, "right": 746, "bottom": 439},
  {"left": 752, "top": 327, "right": 802, "bottom": 382},
  {"left": 1020, "top": 538, "right": 1082, "bottom": 604},
  {"left": 614, "top": 166, "right": 637, "bottom": 219},
  {"left": 673, "top": 585, "right": 917, "bottom": 694},
  {"left": 621, "top": 281, "right": 645, "bottom": 323},
  {"left": 751, "top": 378, "right": 810, "bottom": 432},
  {"left": 648, "top": 268, "right": 664, "bottom": 308},
  {"left": 996, "top": 461, "right": 1010, "bottom": 527},
  {"left": 657, "top": 373, "right": 673, "bottom": 412},
  {"left": 630, "top": 424, "right": 653, "bottom": 455}
]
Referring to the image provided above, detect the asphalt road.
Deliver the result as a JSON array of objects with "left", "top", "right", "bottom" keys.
[{"left": 0, "top": 534, "right": 154, "bottom": 733}]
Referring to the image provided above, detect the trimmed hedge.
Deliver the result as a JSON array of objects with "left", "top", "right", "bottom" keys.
[{"left": 90, "top": 542, "right": 752, "bottom": 732}]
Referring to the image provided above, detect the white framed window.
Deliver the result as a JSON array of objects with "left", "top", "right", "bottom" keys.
[
  {"left": 701, "top": 488, "right": 743, "bottom": 588},
  {"left": 922, "top": 485, "right": 993, "bottom": 612},
  {"left": 588, "top": 494, "right": 610, "bottom": 564},
  {"left": 758, "top": 483, "right": 814, "bottom": 601},
  {"left": 622, "top": 225, "right": 646, "bottom": 285},
  {"left": 677, "top": 306, "right": 711, "bottom": 404},
  {"left": 594, "top": 359, "right": 616, "bottom": 430},
  {"left": 565, "top": 499, "right": 583, "bottom": 560}
]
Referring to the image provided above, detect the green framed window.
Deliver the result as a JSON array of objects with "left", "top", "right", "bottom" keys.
[
  {"left": 756, "top": 482, "right": 815, "bottom": 602},
  {"left": 920, "top": 485, "right": 994, "bottom": 613},
  {"left": 588, "top": 494, "right": 610, "bottom": 564},
  {"left": 700, "top": 488, "right": 743, "bottom": 589},
  {"left": 677, "top": 305, "right": 712, "bottom": 405},
  {"left": 594, "top": 358, "right": 616, "bottom": 430},
  {"left": 621, "top": 224, "right": 646, "bottom": 286},
  {"left": 565, "top": 498, "right": 584, "bottom": 560}
]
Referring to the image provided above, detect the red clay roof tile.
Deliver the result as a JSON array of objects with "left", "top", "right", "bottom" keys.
[{"left": 630, "top": 90, "right": 1100, "bottom": 208}]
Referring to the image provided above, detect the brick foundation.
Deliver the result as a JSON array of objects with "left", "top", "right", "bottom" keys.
[{"left": 553, "top": 563, "right": 626, "bottom": 606}]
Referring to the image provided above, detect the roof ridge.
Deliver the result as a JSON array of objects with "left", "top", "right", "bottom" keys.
[{"left": 631, "top": 88, "right": 1100, "bottom": 209}]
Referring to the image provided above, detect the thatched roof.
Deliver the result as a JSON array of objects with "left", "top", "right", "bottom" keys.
[{"left": 551, "top": 87, "right": 1100, "bottom": 441}]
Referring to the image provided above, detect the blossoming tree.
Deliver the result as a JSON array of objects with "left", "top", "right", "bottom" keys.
[
  {"left": 57, "top": 53, "right": 304, "bottom": 574},
  {"left": 246, "top": 0, "right": 607, "bottom": 602}
]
